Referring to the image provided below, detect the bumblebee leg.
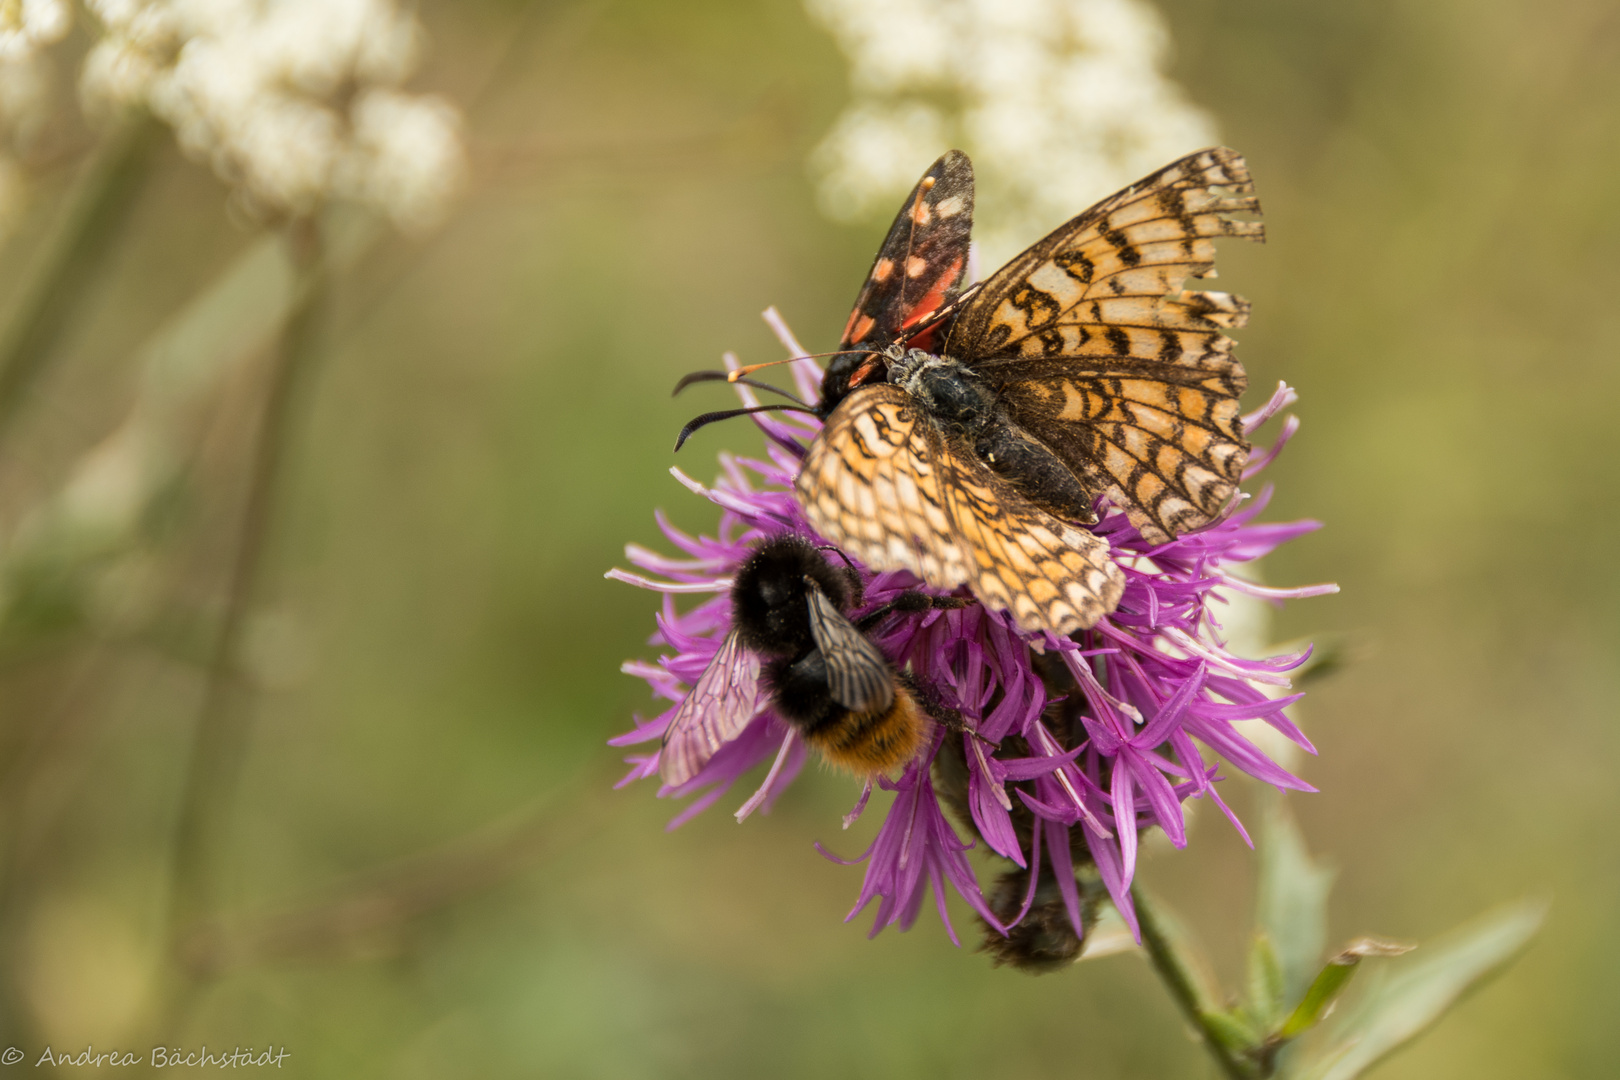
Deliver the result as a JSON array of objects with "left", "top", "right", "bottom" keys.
[
  {"left": 855, "top": 591, "right": 969, "bottom": 631},
  {"left": 899, "top": 670, "right": 1000, "bottom": 750}
]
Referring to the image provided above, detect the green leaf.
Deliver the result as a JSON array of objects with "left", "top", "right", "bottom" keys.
[
  {"left": 1257, "top": 791, "right": 1335, "bottom": 1006},
  {"left": 1247, "top": 932, "right": 1286, "bottom": 1030},
  {"left": 1204, "top": 1009, "right": 1263, "bottom": 1056},
  {"left": 1294, "top": 900, "right": 1546, "bottom": 1080},
  {"left": 1277, "top": 937, "right": 1413, "bottom": 1040}
]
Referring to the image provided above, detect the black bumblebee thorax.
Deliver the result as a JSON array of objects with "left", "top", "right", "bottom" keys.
[{"left": 731, "top": 535, "right": 855, "bottom": 657}]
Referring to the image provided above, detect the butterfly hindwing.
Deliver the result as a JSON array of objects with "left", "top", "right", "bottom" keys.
[
  {"left": 995, "top": 361, "right": 1249, "bottom": 542},
  {"left": 839, "top": 150, "right": 975, "bottom": 355},
  {"left": 797, "top": 385, "right": 1124, "bottom": 636},
  {"left": 933, "top": 438, "right": 1125, "bottom": 635}
]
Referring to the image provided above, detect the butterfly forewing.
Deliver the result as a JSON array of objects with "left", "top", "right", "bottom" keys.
[
  {"left": 658, "top": 631, "right": 763, "bottom": 787},
  {"left": 804, "top": 583, "right": 895, "bottom": 713},
  {"left": 798, "top": 384, "right": 969, "bottom": 588},
  {"left": 797, "top": 385, "right": 1124, "bottom": 636},
  {"left": 948, "top": 146, "right": 1263, "bottom": 543},
  {"left": 839, "top": 150, "right": 975, "bottom": 355},
  {"left": 949, "top": 146, "right": 1261, "bottom": 364}
]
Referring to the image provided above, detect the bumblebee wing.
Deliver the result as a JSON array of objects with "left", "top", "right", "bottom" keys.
[
  {"left": 805, "top": 582, "right": 895, "bottom": 714},
  {"left": 658, "top": 631, "right": 762, "bottom": 787}
]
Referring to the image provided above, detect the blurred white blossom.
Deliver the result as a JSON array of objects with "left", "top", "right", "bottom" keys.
[
  {"left": 0, "top": 0, "right": 69, "bottom": 61},
  {"left": 0, "top": 0, "right": 67, "bottom": 235},
  {"left": 81, "top": 0, "right": 466, "bottom": 231},
  {"left": 807, "top": 0, "right": 1216, "bottom": 265}
]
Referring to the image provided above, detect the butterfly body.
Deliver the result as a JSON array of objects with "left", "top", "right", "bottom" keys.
[
  {"left": 887, "top": 345, "right": 1100, "bottom": 524},
  {"left": 796, "top": 146, "right": 1264, "bottom": 636}
]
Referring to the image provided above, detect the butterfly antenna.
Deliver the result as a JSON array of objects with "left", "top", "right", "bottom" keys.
[
  {"left": 672, "top": 370, "right": 807, "bottom": 405},
  {"left": 673, "top": 404, "right": 818, "bottom": 451}
]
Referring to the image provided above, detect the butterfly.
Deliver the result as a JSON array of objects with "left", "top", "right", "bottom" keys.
[{"left": 794, "top": 146, "right": 1264, "bottom": 636}]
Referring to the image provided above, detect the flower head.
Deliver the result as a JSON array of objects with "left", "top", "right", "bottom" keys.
[
  {"left": 610, "top": 311, "right": 1334, "bottom": 952},
  {"left": 0, "top": 0, "right": 67, "bottom": 237},
  {"left": 81, "top": 0, "right": 464, "bottom": 230},
  {"left": 807, "top": 0, "right": 1216, "bottom": 265},
  {"left": 0, "top": 0, "right": 68, "bottom": 62}
]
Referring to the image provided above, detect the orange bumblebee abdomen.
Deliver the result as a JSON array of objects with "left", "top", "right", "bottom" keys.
[{"left": 805, "top": 689, "right": 927, "bottom": 777}]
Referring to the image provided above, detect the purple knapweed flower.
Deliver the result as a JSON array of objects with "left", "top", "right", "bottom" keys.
[{"left": 607, "top": 308, "right": 1336, "bottom": 952}]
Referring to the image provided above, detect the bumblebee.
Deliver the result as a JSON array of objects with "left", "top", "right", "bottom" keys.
[{"left": 659, "top": 534, "right": 962, "bottom": 787}]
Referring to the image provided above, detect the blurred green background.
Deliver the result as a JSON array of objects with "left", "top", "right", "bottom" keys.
[{"left": 0, "top": 0, "right": 1615, "bottom": 1076}]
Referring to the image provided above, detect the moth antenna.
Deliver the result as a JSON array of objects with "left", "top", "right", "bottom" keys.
[
  {"left": 673, "top": 404, "right": 817, "bottom": 451},
  {"left": 672, "top": 370, "right": 807, "bottom": 405},
  {"left": 815, "top": 543, "right": 864, "bottom": 608}
]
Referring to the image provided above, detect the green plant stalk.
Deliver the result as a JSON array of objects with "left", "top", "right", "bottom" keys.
[
  {"left": 1134, "top": 887, "right": 1256, "bottom": 1080},
  {"left": 165, "top": 218, "right": 328, "bottom": 961},
  {"left": 0, "top": 110, "right": 163, "bottom": 442}
]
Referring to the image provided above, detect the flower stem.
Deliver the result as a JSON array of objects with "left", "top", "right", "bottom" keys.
[
  {"left": 165, "top": 217, "right": 328, "bottom": 961},
  {"left": 1133, "top": 887, "right": 1257, "bottom": 1080},
  {"left": 0, "top": 110, "right": 162, "bottom": 443}
]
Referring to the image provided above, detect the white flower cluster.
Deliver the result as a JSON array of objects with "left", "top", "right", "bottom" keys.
[
  {"left": 82, "top": 0, "right": 466, "bottom": 231},
  {"left": 0, "top": 0, "right": 68, "bottom": 61},
  {"left": 0, "top": 0, "right": 69, "bottom": 234},
  {"left": 806, "top": 0, "right": 1216, "bottom": 265}
]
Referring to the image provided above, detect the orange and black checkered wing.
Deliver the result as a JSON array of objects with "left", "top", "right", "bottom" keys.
[
  {"left": 796, "top": 385, "right": 1124, "bottom": 635},
  {"left": 947, "top": 146, "right": 1263, "bottom": 543}
]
